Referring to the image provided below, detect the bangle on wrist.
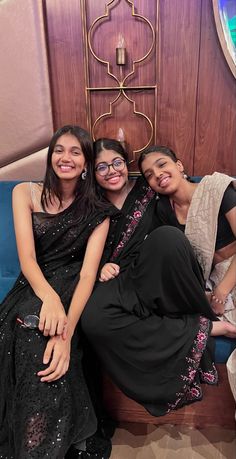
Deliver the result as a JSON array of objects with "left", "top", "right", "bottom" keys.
[{"left": 211, "top": 292, "right": 227, "bottom": 305}]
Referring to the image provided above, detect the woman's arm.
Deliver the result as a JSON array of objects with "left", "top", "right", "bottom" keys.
[
  {"left": 67, "top": 217, "right": 110, "bottom": 335},
  {"left": 38, "top": 217, "right": 110, "bottom": 382},
  {"left": 211, "top": 206, "right": 236, "bottom": 314},
  {"left": 12, "top": 183, "right": 67, "bottom": 336}
]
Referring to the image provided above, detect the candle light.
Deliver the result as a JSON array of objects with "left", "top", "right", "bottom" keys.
[
  {"left": 117, "top": 127, "right": 126, "bottom": 150},
  {"left": 116, "top": 34, "right": 126, "bottom": 65}
]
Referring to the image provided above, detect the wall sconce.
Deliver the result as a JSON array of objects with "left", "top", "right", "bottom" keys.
[
  {"left": 117, "top": 127, "right": 127, "bottom": 150},
  {"left": 116, "top": 34, "right": 126, "bottom": 65}
]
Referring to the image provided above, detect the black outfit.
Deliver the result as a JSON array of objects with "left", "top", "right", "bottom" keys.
[
  {"left": 0, "top": 200, "right": 113, "bottom": 459},
  {"left": 155, "top": 185, "right": 236, "bottom": 250},
  {"left": 81, "top": 178, "right": 218, "bottom": 417}
]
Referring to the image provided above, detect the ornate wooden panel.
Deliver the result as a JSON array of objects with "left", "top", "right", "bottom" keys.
[{"left": 83, "top": 0, "right": 158, "bottom": 173}]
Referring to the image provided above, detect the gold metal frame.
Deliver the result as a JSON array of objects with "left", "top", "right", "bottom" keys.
[
  {"left": 87, "top": 0, "right": 155, "bottom": 87},
  {"left": 91, "top": 90, "right": 154, "bottom": 156},
  {"left": 81, "top": 0, "right": 157, "bottom": 160}
]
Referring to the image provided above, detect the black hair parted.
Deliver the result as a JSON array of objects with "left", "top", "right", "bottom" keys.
[
  {"left": 138, "top": 145, "right": 192, "bottom": 182},
  {"left": 138, "top": 145, "right": 178, "bottom": 172},
  {"left": 94, "top": 138, "right": 129, "bottom": 163}
]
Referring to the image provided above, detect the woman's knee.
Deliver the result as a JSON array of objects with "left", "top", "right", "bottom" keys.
[{"left": 146, "top": 226, "right": 187, "bottom": 252}]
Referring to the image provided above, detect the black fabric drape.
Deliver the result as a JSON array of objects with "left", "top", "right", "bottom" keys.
[{"left": 82, "top": 183, "right": 218, "bottom": 417}]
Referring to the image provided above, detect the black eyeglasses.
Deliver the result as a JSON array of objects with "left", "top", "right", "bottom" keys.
[{"left": 95, "top": 158, "right": 126, "bottom": 176}]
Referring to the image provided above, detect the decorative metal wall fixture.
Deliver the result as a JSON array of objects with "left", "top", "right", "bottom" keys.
[{"left": 81, "top": 0, "right": 157, "bottom": 166}]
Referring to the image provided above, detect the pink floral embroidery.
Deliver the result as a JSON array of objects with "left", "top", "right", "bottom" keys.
[
  {"left": 111, "top": 186, "right": 155, "bottom": 260},
  {"left": 197, "top": 331, "right": 206, "bottom": 342},
  {"left": 133, "top": 211, "right": 142, "bottom": 219},
  {"left": 200, "top": 372, "right": 216, "bottom": 383},
  {"left": 167, "top": 316, "right": 218, "bottom": 412},
  {"left": 188, "top": 369, "right": 196, "bottom": 380},
  {"left": 186, "top": 385, "right": 201, "bottom": 400},
  {"left": 199, "top": 365, "right": 217, "bottom": 384}
]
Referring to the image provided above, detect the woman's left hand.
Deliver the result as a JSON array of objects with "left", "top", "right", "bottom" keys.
[
  {"left": 39, "top": 293, "right": 67, "bottom": 338},
  {"left": 37, "top": 335, "right": 71, "bottom": 382},
  {"left": 99, "top": 262, "right": 120, "bottom": 282},
  {"left": 210, "top": 286, "right": 227, "bottom": 316}
]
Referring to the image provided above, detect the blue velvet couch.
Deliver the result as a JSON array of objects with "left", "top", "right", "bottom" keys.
[
  {"left": 1, "top": 181, "right": 235, "bottom": 428},
  {"left": 0, "top": 181, "right": 20, "bottom": 301}
]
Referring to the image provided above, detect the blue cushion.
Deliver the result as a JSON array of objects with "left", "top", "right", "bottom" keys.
[
  {"left": 190, "top": 176, "right": 202, "bottom": 183},
  {"left": 215, "top": 336, "right": 236, "bottom": 363},
  {"left": 0, "top": 181, "right": 20, "bottom": 302}
]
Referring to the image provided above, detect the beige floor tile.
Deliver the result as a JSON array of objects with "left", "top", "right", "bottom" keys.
[
  {"left": 218, "top": 431, "right": 236, "bottom": 459},
  {"left": 110, "top": 423, "right": 236, "bottom": 459}
]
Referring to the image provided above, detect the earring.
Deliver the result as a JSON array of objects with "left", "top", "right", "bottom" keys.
[
  {"left": 182, "top": 171, "right": 188, "bottom": 179},
  {"left": 81, "top": 169, "right": 87, "bottom": 180}
]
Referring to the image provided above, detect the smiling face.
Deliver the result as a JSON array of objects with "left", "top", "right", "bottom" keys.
[
  {"left": 141, "top": 151, "right": 184, "bottom": 195},
  {"left": 51, "top": 133, "right": 86, "bottom": 182},
  {"left": 95, "top": 148, "right": 129, "bottom": 192}
]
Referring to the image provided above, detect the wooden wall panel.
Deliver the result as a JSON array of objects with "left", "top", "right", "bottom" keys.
[
  {"left": 194, "top": 0, "right": 236, "bottom": 176},
  {"left": 156, "top": 0, "right": 202, "bottom": 175},
  {"left": 85, "top": 0, "right": 157, "bottom": 167},
  {"left": 43, "top": 0, "right": 235, "bottom": 174},
  {"left": 44, "top": 0, "right": 88, "bottom": 130}
]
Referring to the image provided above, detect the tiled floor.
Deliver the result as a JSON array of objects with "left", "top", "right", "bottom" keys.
[{"left": 110, "top": 423, "right": 236, "bottom": 458}]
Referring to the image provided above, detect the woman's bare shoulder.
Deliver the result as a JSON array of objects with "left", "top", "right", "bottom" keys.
[
  {"left": 13, "top": 182, "right": 30, "bottom": 195},
  {"left": 13, "top": 181, "right": 43, "bottom": 194},
  {"left": 12, "top": 183, "right": 33, "bottom": 210}
]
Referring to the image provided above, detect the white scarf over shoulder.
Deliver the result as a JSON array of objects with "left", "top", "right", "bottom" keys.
[{"left": 185, "top": 172, "right": 235, "bottom": 280}]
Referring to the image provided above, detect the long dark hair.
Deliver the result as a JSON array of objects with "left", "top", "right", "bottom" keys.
[
  {"left": 138, "top": 145, "right": 178, "bottom": 171},
  {"left": 94, "top": 138, "right": 129, "bottom": 163},
  {"left": 41, "top": 125, "right": 108, "bottom": 215}
]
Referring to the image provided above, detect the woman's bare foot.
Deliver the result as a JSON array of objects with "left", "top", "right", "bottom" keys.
[{"left": 211, "top": 321, "right": 236, "bottom": 338}]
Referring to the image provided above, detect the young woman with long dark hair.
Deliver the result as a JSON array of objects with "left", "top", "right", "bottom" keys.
[{"left": 0, "top": 126, "right": 114, "bottom": 458}]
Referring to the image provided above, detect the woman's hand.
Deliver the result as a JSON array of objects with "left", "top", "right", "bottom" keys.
[
  {"left": 99, "top": 263, "right": 120, "bottom": 282},
  {"left": 37, "top": 334, "right": 71, "bottom": 382},
  {"left": 210, "top": 286, "right": 227, "bottom": 316},
  {"left": 39, "top": 293, "right": 67, "bottom": 337}
]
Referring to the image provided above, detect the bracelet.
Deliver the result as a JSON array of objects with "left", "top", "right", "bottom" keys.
[{"left": 211, "top": 292, "right": 227, "bottom": 305}]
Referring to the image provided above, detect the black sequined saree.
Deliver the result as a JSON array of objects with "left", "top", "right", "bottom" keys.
[{"left": 0, "top": 200, "right": 112, "bottom": 459}]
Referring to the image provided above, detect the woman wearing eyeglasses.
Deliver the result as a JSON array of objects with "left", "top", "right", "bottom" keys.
[
  {"left": 93, "top": 138, "right": 159, "bottom": 276},
  {"left": 81, "top": 138, "right": 236, "bottom": 419}
]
